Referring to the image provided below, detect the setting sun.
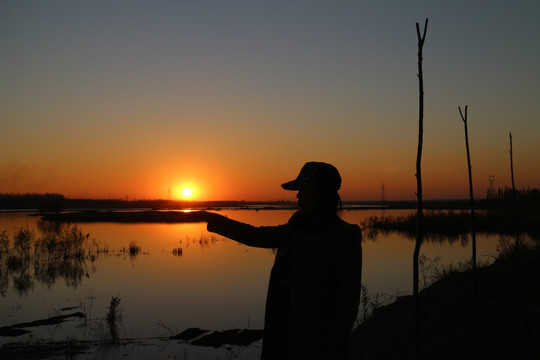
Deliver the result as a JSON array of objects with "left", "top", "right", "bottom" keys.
[{"left": 182, "top": 188, "right": 193, "bottom": 198}]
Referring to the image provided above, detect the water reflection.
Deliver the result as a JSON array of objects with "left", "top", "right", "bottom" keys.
[
  {"left": 363, "top": 225, "right": 476, "bottom": 246},
  {"left": 36, "top": 218, "right": 65, "bottom": 235},
  {"left": 1, "top": 228, "right": 34, "bottom": 296},
  {"left": 1, "top": 210, "right": 522, "bottom": 347},
  {"left": 0, "top": 225, "right": 104, "bottom": 296},
  {"left": 0, "top": 221, "right": 230, "bottom": 298}
]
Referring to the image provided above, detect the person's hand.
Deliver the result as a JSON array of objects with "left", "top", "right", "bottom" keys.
[{"left": 191, "top": 211, "right": 221, "bottom": 223}]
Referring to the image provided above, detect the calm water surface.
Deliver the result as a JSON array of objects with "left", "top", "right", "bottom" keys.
[{"left": 0, "top": 209, "right": 505, "bottom": 351}]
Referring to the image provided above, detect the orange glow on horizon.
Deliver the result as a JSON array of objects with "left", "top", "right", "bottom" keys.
[{"left": 4, "top": 150, "right": 538, "bottom": 202}]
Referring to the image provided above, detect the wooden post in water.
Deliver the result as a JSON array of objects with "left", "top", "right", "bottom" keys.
[
  {"left": 413, "top": 18, "right": 428, "bottom": 360},
  {"left": 459, "top": 105, "right": 478, "bottom": 295}
]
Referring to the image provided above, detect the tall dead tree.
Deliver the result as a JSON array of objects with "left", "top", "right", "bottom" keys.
[
  {"left": 413, "top": 18, "right": 428, "bottom": 360},
  {"left": 509, "top": 132, "right": 519, "bottom": 251},
  {"left": 459, "top": 105, "right": 477, "bottom": 294}
]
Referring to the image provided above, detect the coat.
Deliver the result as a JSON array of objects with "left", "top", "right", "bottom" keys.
[{"left": 206, "top": 210, "right": 362, "bottom": 360}]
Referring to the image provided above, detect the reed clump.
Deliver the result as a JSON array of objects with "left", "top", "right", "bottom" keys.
[
  {"left": 127, "top": 240, "right": 141, "bottom": 257},
  {"left": 7, "top": 226, "right": 34, "bottom": 271},
  {"left": 106, "top": 295, "right": 122, "bottom": 341},
  {"left": 0, "top": 225, "right": 104, "bottom": 294}
]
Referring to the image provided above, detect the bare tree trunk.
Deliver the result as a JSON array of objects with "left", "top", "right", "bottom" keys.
[
  {"left": 509, "top": 133, "right": 519, "bottom": 251},
  {"left": 413, "top": 18, "right": 428, "bottom": 360},
  {"left": 459, "top": 105, "right": 477, "bottom": 295}
]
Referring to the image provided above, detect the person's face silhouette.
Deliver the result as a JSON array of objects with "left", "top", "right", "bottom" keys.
[{"left": 297, "top": 186, "right": 321, "bottom": 214}]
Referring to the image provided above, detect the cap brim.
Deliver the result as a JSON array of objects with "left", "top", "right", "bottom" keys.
[{"left": 281, "top": 180, "right": 299, "bottom": 190}]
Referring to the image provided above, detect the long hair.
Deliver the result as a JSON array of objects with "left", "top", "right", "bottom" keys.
[{"left": 319, "top": 188, "right": 343, "bottom": 221}]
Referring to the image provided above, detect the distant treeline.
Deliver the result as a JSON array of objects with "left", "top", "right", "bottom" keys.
[
  {"left": 363, "top": 187, "right": 540, "bottom": 211},
  {"left": 0, "top": 193, "right": 66, "bottom": 211},
  {"left": 1, "top": 190, "right": 539, "bottom": 211}
]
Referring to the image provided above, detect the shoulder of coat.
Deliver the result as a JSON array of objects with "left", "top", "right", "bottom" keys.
[{"left": 336, "top": 218, "right": 362, "bottom": 234}]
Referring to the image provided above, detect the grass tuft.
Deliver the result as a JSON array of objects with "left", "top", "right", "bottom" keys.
[{"left": 127, "top": 240, "right": 141, "bottom": 257}]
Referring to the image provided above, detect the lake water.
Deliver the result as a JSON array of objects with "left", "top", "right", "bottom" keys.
[{"left": 0, "top": 209, "right": 509, "bottom": 359}]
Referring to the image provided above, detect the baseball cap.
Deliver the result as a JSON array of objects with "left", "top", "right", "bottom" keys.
[{"left": 281, "top": 162, "right": 341, "bottom": 191}]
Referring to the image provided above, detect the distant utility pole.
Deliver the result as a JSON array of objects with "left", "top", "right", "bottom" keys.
[
  {"left": 488, "top": 175, "right": 495, "bottom": 199},
  {"left": 168, "top": 187, "right": 171, "bottom": 200},
  {"left": 381, "top": 183, "right": 386, "bottom": 204}
]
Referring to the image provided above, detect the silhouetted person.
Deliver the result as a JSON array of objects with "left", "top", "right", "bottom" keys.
[{"left": 196, "top": 161, "right": 362, "bottom": 360}]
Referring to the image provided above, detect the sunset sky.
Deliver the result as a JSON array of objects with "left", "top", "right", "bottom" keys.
[{"left": 1, "top": 1, "right": 539, "bottom": 201}]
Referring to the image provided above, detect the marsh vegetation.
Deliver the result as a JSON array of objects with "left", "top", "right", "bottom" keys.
[
  {"left": 0, "top": 224, "right": 150, "bottom": 297},
  {"left": 361, "top": 208, "right": 540, "bottom": 240},
  {"left": 0, "top": 225, "right": 102, "bottom": 296}
]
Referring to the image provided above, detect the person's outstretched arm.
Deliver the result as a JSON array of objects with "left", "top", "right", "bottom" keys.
[{"left": 194, "top": 211, "right": 288, "bottom": 249}]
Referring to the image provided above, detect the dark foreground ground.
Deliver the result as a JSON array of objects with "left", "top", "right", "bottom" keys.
[{"left": 350, "top": 245, "right": 540, "bottom": 360}]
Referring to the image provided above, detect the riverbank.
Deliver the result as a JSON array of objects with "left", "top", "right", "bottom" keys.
[{"left": 350, "top": 245, "right": 540, "bottom": 360}]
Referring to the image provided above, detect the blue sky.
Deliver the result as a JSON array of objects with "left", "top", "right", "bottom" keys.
[{"left": 1, "top": 0, "right": 539, "bottom": 200}]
